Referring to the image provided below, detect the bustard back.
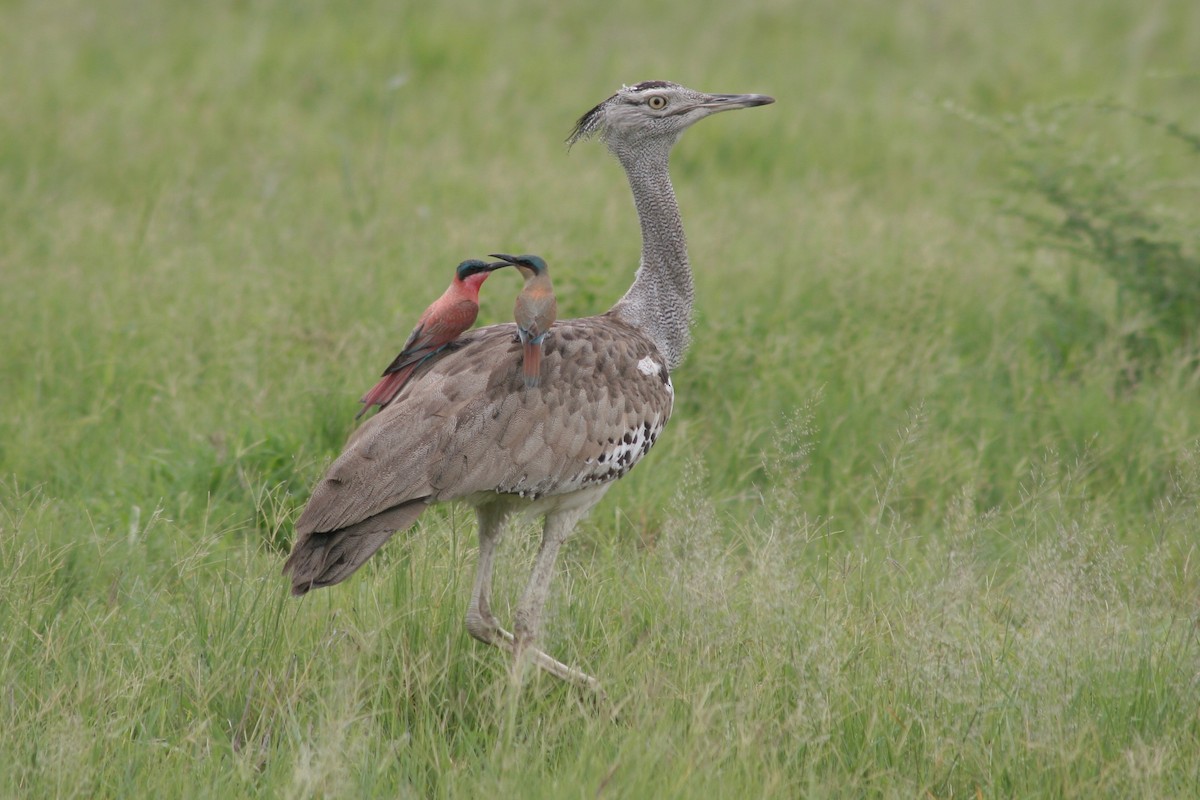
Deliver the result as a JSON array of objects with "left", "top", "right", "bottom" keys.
[{"left": 284, "top": 81, "right": 774, "bottom": 692}]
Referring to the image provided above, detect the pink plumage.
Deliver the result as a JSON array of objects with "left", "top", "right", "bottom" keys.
[{"left": 358, "top": 259, "right": 502, "bottom": 417}]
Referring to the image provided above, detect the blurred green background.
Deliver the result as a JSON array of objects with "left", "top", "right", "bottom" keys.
[{"left": 2, "top": 1, "right": 1198, "bottom": 796}]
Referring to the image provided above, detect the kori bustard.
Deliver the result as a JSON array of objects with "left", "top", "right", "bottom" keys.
[{"left": 285, "top": 81, "right": 774, "bottom": 691}]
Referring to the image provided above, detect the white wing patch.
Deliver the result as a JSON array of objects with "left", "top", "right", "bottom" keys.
[
  {"left": 637, "top": 356, "right": 661, "bottom": 376},
  {"left": 637, "top": 355, "right": 673, "bottom": 400}
]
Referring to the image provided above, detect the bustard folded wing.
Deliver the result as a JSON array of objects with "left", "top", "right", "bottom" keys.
[{"left": 293, "top": 313, "right": 674, "bottom": 541}]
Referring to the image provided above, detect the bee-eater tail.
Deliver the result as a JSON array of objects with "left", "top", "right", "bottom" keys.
[
  {"left": 357, "top": 364, "right": 417, "bottom": 418},
  {"left": 522, "top": 340, "right": 542, "bottom": 388}
]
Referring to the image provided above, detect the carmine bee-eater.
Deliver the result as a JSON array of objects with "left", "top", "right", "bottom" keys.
[
  {"left": 357, "top": 258, "right": 509, "bottom": 417},
  {"left": 490, "top": 253, "right": 558, "bottom": 389}
]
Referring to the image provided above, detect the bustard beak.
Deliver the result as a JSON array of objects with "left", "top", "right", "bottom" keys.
[{"left": 697, "top": 93, "right": 776, "bottom": 111}]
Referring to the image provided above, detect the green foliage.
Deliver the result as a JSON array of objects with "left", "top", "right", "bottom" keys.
[
  {"left": 980, "top": 102, "right": 1200, "bottom": 364},
  {"left": 3, "top": 0, "right": 1200, "bottom": 796}
]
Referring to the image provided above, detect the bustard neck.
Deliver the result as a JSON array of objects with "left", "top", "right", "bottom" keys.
[{"left": 609, "top": 148, "right": 693, "bottom": 371}]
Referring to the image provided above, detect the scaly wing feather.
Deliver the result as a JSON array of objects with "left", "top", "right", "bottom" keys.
[{"left": 287, "top": 314, "right": 674, "bottom": 588}]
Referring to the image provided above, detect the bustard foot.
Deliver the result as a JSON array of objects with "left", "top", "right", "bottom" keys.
[
  {"left": 467, "top": 615, "right": 603, "bottom": 694},
  {"left": 512, "top": 632, "right": 605, "bottom": 696},
  {"left": 466, "top": 608, "right": 515, "bottom": 647}
]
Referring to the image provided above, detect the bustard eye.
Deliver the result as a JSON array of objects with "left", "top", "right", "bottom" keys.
[{"left": 647, "top": 95, "right": 667, "bottom": 110}]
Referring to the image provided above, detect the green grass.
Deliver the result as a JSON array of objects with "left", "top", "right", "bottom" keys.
[{"left": 3, "top": 0, "right": 1200, "bottom": 796}]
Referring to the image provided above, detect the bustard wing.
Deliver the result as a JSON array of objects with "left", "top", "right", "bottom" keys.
[{"left": 292, "top": 312, "right": 675, "bottom": 544}]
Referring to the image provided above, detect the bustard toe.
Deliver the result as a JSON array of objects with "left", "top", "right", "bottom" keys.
[{"left": 465, "top": 610, "right": 515, "bottom": 649}]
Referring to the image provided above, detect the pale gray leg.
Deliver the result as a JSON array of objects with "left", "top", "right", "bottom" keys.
[
  {"left": 465, "top": 505, "right": 514, "bottom": 647},
  {"left": 464, "top": 492, "right": 607, "bottom": 694},
  {"left": 511, "top": 506, "right": 603, "bottom": 693}
]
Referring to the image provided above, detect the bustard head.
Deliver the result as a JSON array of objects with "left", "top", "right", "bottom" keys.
[
  {"left": 567, "top": 80, "right": 774, "bottom": 154},
  {"left": 489, "top": 253, "right": 549, "bottom": 278}
]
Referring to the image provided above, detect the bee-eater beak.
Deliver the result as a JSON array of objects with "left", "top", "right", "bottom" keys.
[
  {"left": 488, "top": 253, "right": 518, "bottom": 265},
  {"left": 485, "top": 260, "right": 512, "bottom": 271}
]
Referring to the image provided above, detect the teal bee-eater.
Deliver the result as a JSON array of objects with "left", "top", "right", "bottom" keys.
[
  {"left": 358, "top": 259, "right": 509, "bottom": 417},
  {"left": 491, "top": 253, "right": 557, "bottom": 388}
]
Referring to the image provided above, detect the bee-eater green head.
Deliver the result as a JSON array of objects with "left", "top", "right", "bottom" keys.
[
  {"left": 488, "top": 253, "right": 549, "bottom": 277},
  {"left": 455, "top": 259, "right": 510, "bottom": 282}
]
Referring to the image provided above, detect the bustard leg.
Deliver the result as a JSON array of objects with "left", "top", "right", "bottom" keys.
[
  {"left": 511, "top": 506, "right": 603, "bottom": 693},
  {"left": 465, "top": 499, "right": 604, "bottom": 693},
  {"left": 465, "top": 505, "right": 514, "bottom": 647}
]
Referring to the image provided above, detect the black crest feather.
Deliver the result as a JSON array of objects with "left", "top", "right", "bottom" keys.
[{"left": 567, "top": 96, "right": 610, "bottom": 148}]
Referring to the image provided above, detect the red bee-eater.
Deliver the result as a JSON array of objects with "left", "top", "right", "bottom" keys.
[
  {"left": 358, "top": 259, "right": 508, "bottom": 417},
  {"left": 491, "top": 254, "right": 557, "bottom": 388}
]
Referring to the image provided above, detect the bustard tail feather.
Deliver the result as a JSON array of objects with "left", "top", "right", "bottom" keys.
[
  {"left": 522, "top": 340, "right": 542, "bottom": 388},
  {"left": 283, "top": 499, "right": 427, "bottom": 595}
]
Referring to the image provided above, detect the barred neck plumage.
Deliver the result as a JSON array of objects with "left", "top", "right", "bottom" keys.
[{"left": 609, "top": 146, "right": 693, "bottom": 371}]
